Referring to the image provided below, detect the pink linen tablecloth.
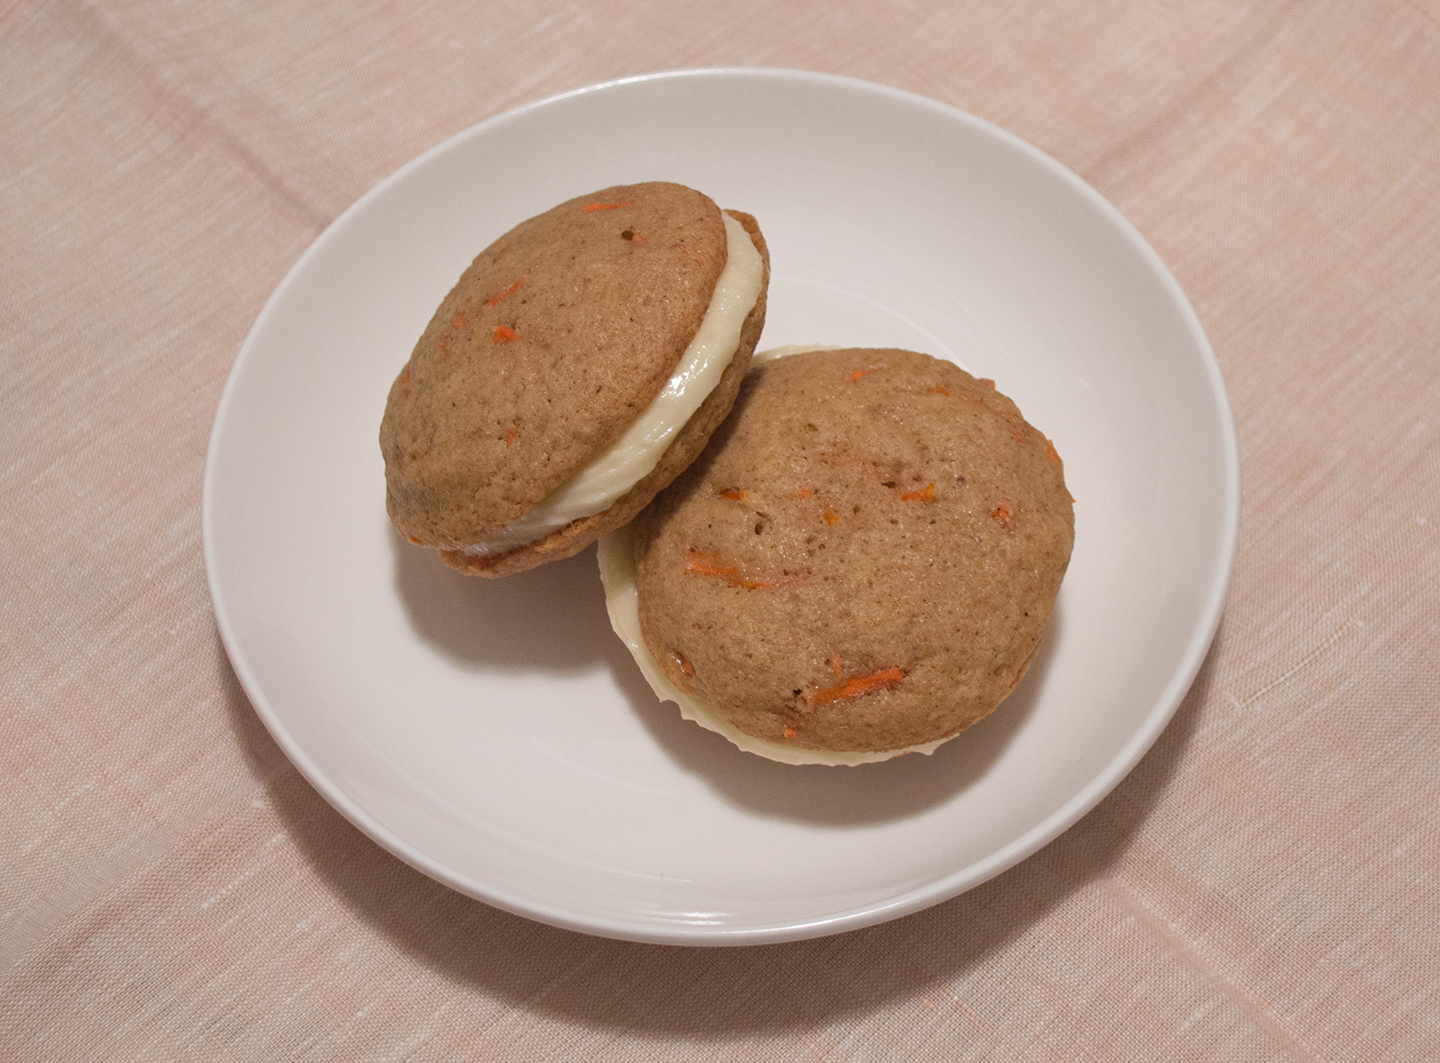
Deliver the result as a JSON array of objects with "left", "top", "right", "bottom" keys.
[{"left": 3, "top": 1, "right": 1437, "bottom": 1058}]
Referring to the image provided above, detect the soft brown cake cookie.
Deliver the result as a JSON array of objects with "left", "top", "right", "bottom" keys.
[
  {"left": 607, "top": 347, "right": 1074, "bottom": 763},
  {"left": 380, "top": 182, "right": 770, "bottom": 577}
]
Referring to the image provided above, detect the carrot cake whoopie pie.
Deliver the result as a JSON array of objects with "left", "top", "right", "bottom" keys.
[
  {"left": 599, "top": 347, "right": 1074, "bottom": 765},
  {"left": 380, "top": 182, "right": 770, "bottom": 577}
]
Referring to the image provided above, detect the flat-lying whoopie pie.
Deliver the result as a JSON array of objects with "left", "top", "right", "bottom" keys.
[
  {"left": 599, "top": 347, "right": 1074, "bottom": 765},
  {"left": 380, "top": 182, "right": 770, "bottom": 577}
]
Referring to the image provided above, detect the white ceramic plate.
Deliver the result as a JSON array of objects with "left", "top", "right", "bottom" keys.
[{"left": 204, "top": 69, "right": 1238, "bottom": 945}]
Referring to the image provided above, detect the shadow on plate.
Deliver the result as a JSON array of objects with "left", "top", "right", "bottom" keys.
[
  {"left": 391, "top": 525, "right": 613, "bottom": 674},
  {"left": 611, "top": 599, "right": 1065, "bottom": 827}
]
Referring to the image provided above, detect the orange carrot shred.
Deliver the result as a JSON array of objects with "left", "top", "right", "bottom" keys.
[
  {"left": 991, "top": 501, "right": 1015, "bottom": 526},
  {"left": 932, "top": 385, "right": 950, "bottom": 395},
  {"left": 683, "top": 549, "right": 735, "bottom": 577},
  {"left": 803, "top": 667, "right": 906, "bottom": 707},
  {"left": 900, "top": 483, "right": 936, "bottom": 503},
  {"left": 849, "top": 369, "right": 877, "bottom": 382},
  {"left": 794, "top": 487, "right": 814, "bottom": 499},
  {"left": 686, "top": 561, "right": 732, "bottom": 578},
  {"left": 683, "top": 547, "right": 796, "bottom": 589},
  {"left": 824, "top": 510, "right": 842, "bottom": 526},
  {"left": 720, "top": 489, "right": 749, "bottom": 501},
  {"left": 582, "top": 199, "right": 634, "bottom": 212},
  {"left": 677, "top": 653, "right": 695, "bottom": 677},
  {"left": 782, "top": 725, "right": 798, "bottom": 739},
  {"left": 828, "top": 654, "right": 844, "bottom": 677},
  {"left": 400, "top": 365, "right": 410, "bottom": 384},
  {"left": 492, "top": 325, "right": 519, "bottom": 344},
  {"left": 1045, "top": 438, "right": 1060, "bottom": 462},
  {"left": 453, "top": 313, "right": 467, "bottom": 329},
  {"left": 437, "top": 337, "right": 447, "bottom": 350},
  {"left": 505, "top": 424, "right": 518, "bottom": 448},
  {"left": 631, "top": 233, "right": 647, "bottom": 245},
  {"left": 407, "top": 536, "right": 422, "bottom": 545},
  {"left": 979, "top": 378, "right": 996, "bottom": 389},
  {"left": 486, "top": 274, "right": 528, "bottom": 307}
]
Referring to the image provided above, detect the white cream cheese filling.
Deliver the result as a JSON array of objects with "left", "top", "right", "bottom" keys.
[
  {"left": 596, "top": 442, "right": 949, "bottom": 768},
  {"left": 463, "top": 212, "right": 763, "bottom": 557}
]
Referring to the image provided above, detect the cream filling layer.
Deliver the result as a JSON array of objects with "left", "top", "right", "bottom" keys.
[
  {"left": 597, "top": 491, "right": 948, "bottom": 769},
  {"left": 463, "top": 212, "right": 763, "bottom": 557}
]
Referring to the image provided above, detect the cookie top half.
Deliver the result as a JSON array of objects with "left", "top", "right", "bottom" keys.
[
  {"left": 630, "top": 348, "right": 1075, "bottom": 755},
  {"left": 380, "top": 182, "right": 743, "bottom": 555}
]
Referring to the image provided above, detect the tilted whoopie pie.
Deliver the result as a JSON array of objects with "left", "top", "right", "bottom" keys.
[
  {"left": 380, "top": 182, "right": 769, "bottom": 577},
  {"left": 599, "top": 347, "right": 1074, "bottom": 765}
]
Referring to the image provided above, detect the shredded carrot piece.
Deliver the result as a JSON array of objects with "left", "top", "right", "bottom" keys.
[
  {"left": 486, "top": 274, "right": 528, "bottom": 307},
  {"left": 683, "top": 548, "right": 796, "bottom": 589},
  {"left": 849, "top": 369, "right": 877, "bottom": 382},
  {"left": 437, "top": 337, "right": 447, "bottom": 351},
  {"left": 900, "top": 483, "right": 936, "bottom": 503},
  {"left": 803, "top": 667, "right": 906, "bottom": 707},
  {"left": 630, "top": 233, "right": 647, "bottom": 245},
  {"left": 979, "top": 378, "right": 995, "bottom": 389},
  {"left": 399, "top": 365, "right": 410, "bottom": 384},
  {"left": 676, "top": 652, "right": 695, "bottom": 678},
  {"left": 824, "top": 510, "right": 842, "bottom": 526},
  {"left": 828, "top": 654, "right": 844, "bottom": 677},
  {"left": 991, "top": 502, "right": 1015, "bottom": 526},
  {"left": 782, "top": 725, "right": 797, "bottom": 739},
  {"left": 794, "top": 487, "right": 814, "bottom": 499},
  {"left": 683, "top": 549, "right": 734, "bottom": 577},
  {"left": 719, "top": 489, "right": 749, "bottom": 501},
  {"left": 932, "top": 385, "right": 950, "bottom": 395},
  {"left": 685, "top": 560, "right": 733, "bottom": 578},
  {"left": 453, "top": 313, "right": 467, "bottom": 329},
  {"left": 582, "top": 199, "right": 634, "bottom": 212},
  {"left": 407, "top": 536, "right": 422, "bottom": 545},
  {"left": 492, "top": 325, "right": 519, "bottom": 344},
  {"left": 505, "top": 424, "right": 517, "bottom": 448},
  {"left": 1045, "top": 438, "right": 1060, "bottom": 462}
]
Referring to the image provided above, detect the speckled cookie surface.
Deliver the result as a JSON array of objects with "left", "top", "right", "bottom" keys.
[
  {"left": 379, "top": 182, "right": 769, "bottom": 575},
  {"left": 631, "top": 348, "right": 1074, "bottom": 754}
]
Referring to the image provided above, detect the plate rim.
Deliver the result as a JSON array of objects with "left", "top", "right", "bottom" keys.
[{"left": 202, "top": 66, "right": 1240, "bottom": 945}]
